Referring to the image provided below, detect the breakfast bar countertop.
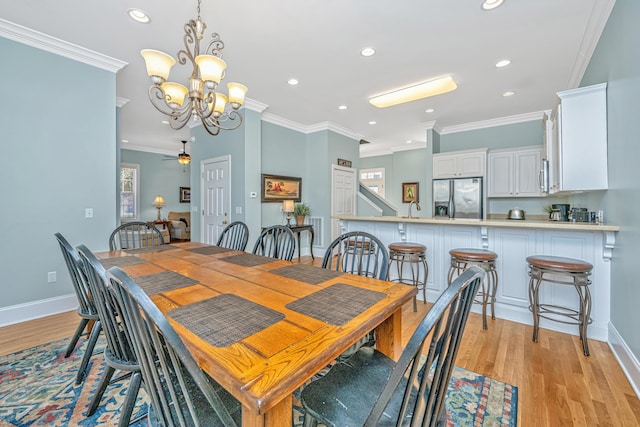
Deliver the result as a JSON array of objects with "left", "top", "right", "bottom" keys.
[{"left": 335, "top": 215, "right": 619, "bottom": 232}]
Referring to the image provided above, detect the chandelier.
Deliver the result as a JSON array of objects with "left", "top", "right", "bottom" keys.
[
  {"left": 178, "top": 140, "right": 191, "bottom": 165},
  {"left": 140, "top": 0, "right": 247, "bottom": 136}
]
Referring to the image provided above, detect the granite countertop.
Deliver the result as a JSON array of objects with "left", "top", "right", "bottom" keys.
[{"left": 336, "top": 215, "right": 619, "bottom": 232}]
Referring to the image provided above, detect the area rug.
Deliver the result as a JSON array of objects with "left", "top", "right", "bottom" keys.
[{"left": 0, "top": 338, "right": 517, "bottom": 426}]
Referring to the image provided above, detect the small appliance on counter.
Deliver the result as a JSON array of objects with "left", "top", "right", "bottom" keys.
[
  {"left": 569, "top": 207, "right": 591, "bottom": 222},
  {"left": 507, "top": 209, "right": 525, "bottom": 220},
  {"left": 552, "top": 204, "right": 570, "bottom": 221}
]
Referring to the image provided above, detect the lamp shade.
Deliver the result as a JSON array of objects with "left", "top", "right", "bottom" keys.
[
  {"left": 140, "top": 49, "right": 176, "bottom": 82},
  {"left": 161, "top": 82, "right": 188, "bottom": 108},
  {"left": 153, "top": 195, "right": 166, "bottom": 207},
  {"left": 282, "top": 200, "right": 294, "bottom": 213},
  {"left": 195, "top": 55, "right": 227, "bottom": 86},
  {"left": 211, "top": 93, "right": 228, "bottom": 117},
  {"left": 227, "top": 82, "right": 248, "bottom": 108}
]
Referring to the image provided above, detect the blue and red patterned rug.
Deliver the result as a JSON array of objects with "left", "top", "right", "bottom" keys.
[{"left": 0, "top": 337, "right": 517, "bottom": 426}]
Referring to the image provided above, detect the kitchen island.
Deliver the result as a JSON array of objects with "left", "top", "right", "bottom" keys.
[{"left": 337, "top": 215, "right": 619, "bottom": 342}]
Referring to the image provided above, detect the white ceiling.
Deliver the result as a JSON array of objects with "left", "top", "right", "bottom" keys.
[{"left": 1, "top": 0, "right": 614, "bottom": 157}]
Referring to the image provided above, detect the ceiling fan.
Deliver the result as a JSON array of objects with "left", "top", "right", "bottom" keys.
[{"left": 162, "top": 140, "right": 191, "bottom": 166}]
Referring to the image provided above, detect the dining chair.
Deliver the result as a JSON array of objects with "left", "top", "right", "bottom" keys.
[
  {"left": 54, "top": 233, "right": 102, "bottom": 385},
  {"left": 322, "top": 231, "right": 390, "bottom": 357},
  {"left": 300, "top": 266, "right": 485, "bottom": 427},
  {"left": 252, "top": 225, "right": 296, "bottom": 261},
  {"left": 106, "top": 266, "right": 242, "bottom": 427},
  {"left": 108, "top": 221, "right": 165, "bottom": 250},
  {"left": 77, "top": 245, "right": 143, "bottom": 427},
  {"left": 322, "top": 231, "right": 389, "bottom": 280},
  {"left": 216, "top": 221, "right": 249, "bottom": 251}
]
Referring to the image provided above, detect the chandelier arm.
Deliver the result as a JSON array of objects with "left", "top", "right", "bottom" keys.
[
  {"left": 168, "top": 108, "right": 193, "bottom": 131},
  {"left": 204, "top": 33, "right": 224, "bottom": 57},
  {"left": 203, "top": 110, "right": 243, "bottom": 131},
  {"left": 176, "top": 20, "right": 200, "bottom": 71},
  {"left": 148, "top": 86, "right": 192, "bottom": 123}
]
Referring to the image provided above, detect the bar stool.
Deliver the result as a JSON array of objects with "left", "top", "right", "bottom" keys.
[
  {"left": 448, "top": 248, "right": 498, "bottom": 330},
  {"left": 526, "top": 255, "right": 593, "bottom": 356},
  {"left": 388, "top": 242, "right": 428, "bottom": 312}
]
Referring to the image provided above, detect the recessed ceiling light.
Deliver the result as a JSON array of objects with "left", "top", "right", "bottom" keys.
[
  {"left": 369, "top": 121, "right": 377, "bottom": 125},
  {"left": 128, "top": 8, "right": 150, "bottom": 23},
  {"left": 121, "top": 139, "right": 128, "bottom": 143},
  {"left": 361, "top": 47, "right": 376, "bottom": 57},
  {"left": 495, "top": 59, "right": 511, "bottom": 68},
  {"left": 406, "top": 140, "right": 412, "bottom": 144},
  {"left": 338, "top": 105, "right": 347, "bottom": 110},
  {"left": 287, "top": 78, "right": 299, "bottom": 86},
  {"left": 425, "top": 108, "right": 435, "bottom": 113},
  {"left": 369, "top": 75, "right": 457, "bottom": 108},
  {"left": 161, "top": 120, "right": 170, "bottom": 124},
  {"left": 502, "top": 91, "right": 515, "bottom": 97},
  {"left": 481, "top": 0, "right": 504, "bottom": 11}
]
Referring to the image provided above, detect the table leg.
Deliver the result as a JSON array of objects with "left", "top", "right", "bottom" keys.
[
  {"left": 241, "top": 394, "right": 292, "bottom": 427},
  {"left": 373, "top": 307, "right": 402, "bottom": 361},
  {"left": 296, "top": 231, "right": 302, "bottom": 259},
  {"left": 309, "top": 228, "right": 315, "bottom": 259}
]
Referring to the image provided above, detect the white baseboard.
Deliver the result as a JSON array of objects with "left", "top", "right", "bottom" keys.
[
  {"left": 0, "top": 294, "right": 77, "bottom": 327},
  {"left": 608, "top": 322, "right": 640, "bottom": 399}
]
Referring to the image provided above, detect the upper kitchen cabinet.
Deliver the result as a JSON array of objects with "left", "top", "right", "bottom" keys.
[
  {"left": 433, "top": 148, "right": 487, "bottom": 179},
  {"left": 543, "top": 83, "right": 608, "bottom": 194},
  {"left": 488, "top": 146, "right": 544, "bottom": 198}
]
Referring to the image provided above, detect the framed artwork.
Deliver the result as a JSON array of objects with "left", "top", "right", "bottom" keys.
[
  {"left": 179, "top": 187, "right": 191, "bottom": 203},
  {"left": 261, "top": 174, "right": 302, "bottom": 202},
  {"left": 402, "top": 182, "right": 419, "bottom": 203},
  {"left": 337, "top": 158, "right": 352, "bottom": 168}
]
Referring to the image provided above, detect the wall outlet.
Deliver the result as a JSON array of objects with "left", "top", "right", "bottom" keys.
[
  {"left": 235, "top": 207, "right": 242, "bottom": 214},
  {"left": 47, "top": 271, "right": 56, "bottom": 283},
  {"left": 85, "top": 208, "right": 94, "bottom": 218}
]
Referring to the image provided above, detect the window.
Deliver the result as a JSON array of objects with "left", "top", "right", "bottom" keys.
[
  {"left": 120, "top": 163, "right": 140, "bottom": 220},
  {"left": 360, "top": 168, "right": 385, "bottom": 197}
]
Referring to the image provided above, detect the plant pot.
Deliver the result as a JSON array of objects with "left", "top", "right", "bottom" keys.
[{"left": 295, "top": 215, "right": 305, "bottom": 226}]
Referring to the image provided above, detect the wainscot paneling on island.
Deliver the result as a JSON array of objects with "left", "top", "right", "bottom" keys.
[{"left": 337, "top": 216, "right": 619, "bottom": 342}]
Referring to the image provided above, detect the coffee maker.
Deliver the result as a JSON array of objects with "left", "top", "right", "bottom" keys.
[{"left": 552, "top": 204, "right": 570, "bottom": 221}]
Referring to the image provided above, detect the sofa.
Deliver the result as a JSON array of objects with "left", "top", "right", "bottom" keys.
[{"left": 168, "top": 211, "right": 191, "bottom": 241}]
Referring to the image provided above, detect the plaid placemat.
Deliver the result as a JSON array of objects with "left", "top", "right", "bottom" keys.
[
  {"left": 135, "top": 271, "right": 199, "bottom": 295},
  {"left": 187, "top": 246, "right": 235, "bottom": 256},
  {"left": 286, "top": 283, "right": 386, "bottom": 326},
  {"left": 99, "top": 256, "right": 148, "bottom": 269},
  {"left": 167, "top": 294, "right": 285, "bottom": 347},
  {"left": 269, "top": 264, "right": 344, "bottom": 285},
  {"left": 123, "top": 245, "right": 180, "bottom": 254},
  {"left": 220, "top": 253, "right": 275, "bottom": 267}
]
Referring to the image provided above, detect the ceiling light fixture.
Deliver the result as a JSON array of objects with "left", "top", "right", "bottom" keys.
[
  {"left": 369, "top": 121, "right": 377, "bottom": 125},
  {"left": 287, "top": 78, "right": 299, "bottom": 86},
  {"left": 178, "top": 140, "right": 191, "bottom": 165},
  {"left": 425, "top": 108, "right": 435, "bottom": 113},
  {"left": 369, "top": 75, "right": 457, "bottom": 108},
  {"left": 503, "top": 91, "right": 515, "bottom": 97},
  {"left": 140, "top": 0, "right": 247, "bottom": 136},
  {"left": 495, "top": 59, "right": 511, "bottom": 68},
  {"left": 128, "top": 9, "right": 150, "bottom": 23},
  {"left": 338, "top": 105, "right": 347, "bottom": 110},
  {"left": 360, "top": 47, "right": 376, "bottom": 57},
  {"left": 481, "top": 0, "right": 504, "bottom": 11}
]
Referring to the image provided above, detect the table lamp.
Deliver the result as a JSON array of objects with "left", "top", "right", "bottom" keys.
[
  {"left": 153, "top": 195, "right": 166, "bottom": 220},
  {"left": 282, "top": 200, "right": 294, "bottom": 226}
]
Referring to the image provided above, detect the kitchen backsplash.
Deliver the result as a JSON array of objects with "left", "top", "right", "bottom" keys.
[{"left": 487, "top": 191, "right": 606, "bottom": 218}]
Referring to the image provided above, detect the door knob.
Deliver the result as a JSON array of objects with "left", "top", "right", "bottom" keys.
[{"left": 222, "top": 220, "right": 228, "bottom": 225}]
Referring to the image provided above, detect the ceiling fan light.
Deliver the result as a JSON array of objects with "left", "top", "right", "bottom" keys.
[
  {"left": 369, "top": 75, "right": 457, "bottom": 108},
  {"left": 178, "top": 152, "right": 191, "bottom": 165},
  {"left": 195, "top": 55, "right": 227, "bottom": 87},
  {"left": 227, "top": 82, "right": 247, "bottom": 109},
  {"left": 141, "top": 49, "right": 176, "bottom": 84},
  {"left": 161, "top": 82, "right": 188, "bottom": 108}
]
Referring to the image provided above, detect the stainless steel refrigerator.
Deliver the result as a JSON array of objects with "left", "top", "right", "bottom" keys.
[{"left": 433, "top": 177, "right": 483, "bottom": 219}]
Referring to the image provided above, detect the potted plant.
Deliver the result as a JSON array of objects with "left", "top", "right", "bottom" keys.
[{"left": 293, "top": 203, "right": 310, "bottom": 226}]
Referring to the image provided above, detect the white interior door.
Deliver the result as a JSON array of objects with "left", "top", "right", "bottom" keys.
[
  {"left": 201, "top": 156, "right": 231, "bottom": 245},
  {"left": 331, "top": 165, "right": 357, "bottom": 241}
]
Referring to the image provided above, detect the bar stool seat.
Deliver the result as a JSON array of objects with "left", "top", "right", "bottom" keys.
[
  {"left": 448, "top": 248, "right": 498, "bottom": 330},
  {"left": 388, "top": 242, "right": 428, "bottom": 312},
  {"left": 526, "top": 255, "right": 593, "bottom": 356}
]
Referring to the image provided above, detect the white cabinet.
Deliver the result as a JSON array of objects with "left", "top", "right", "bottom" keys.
[
  {"left": 488, "top": 147, "right": 544, "bottom": 197},
  {"left": 433, "top": 149, "right": 487, "bottom": 179},
  {"left": 543, "top": 83, "right": 608, "bottom": 194}
]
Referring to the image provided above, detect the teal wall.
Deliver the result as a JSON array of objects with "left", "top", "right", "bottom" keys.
[
  {"left": 120, "top": 149, "right": 191, "bottom": 221},
  {"left": 437, "top": 120, "right": 543, "bottom": 153},
  {"left": 579, "top": 0, "right": 640, "bottom": 362},
  {"left": 0, "top": 38, "right": 117, "bottom": 309}
]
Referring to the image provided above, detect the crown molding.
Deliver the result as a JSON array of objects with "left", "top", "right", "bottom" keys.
[
  {"left": 243, "top": 97, "right": 269, "bottom": 113},
  {"left": 261, "top": 113, "right": 363, "bottom": 141},
  {"left": 0, "top": 19, "right": 127, "bottom": 73},
  {"left": 122, "top": 143, "right": 177, "bottom": 156},
  {"left": 567, "top": 0, "right": 616, "bottom": 89},
  {"left": 116, "top": 97, "right": 129, "bottom": 108},
  {"left": 438, "top": 111, "right": 546, "bottom": 135},
  {"left": 261, "top": 113, "right": 308, "bottom": 133}
]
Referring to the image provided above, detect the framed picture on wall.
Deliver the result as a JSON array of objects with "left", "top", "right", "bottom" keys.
[
  {"left": 402, "top": 182, "right": 419, "bottom": 203},
  {"left": 337, "top": 158, "right": 352, "bottom": 167},
  {"left": 261, "top": 174, "right": 302, "bottom": 202},
  {"left": 179, "top": 187, "right": 191, "bottom": 203}
]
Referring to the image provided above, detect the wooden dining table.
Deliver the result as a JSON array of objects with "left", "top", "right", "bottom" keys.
[{"left": 97, "top": 241, "right": 417, "bottom": 427}]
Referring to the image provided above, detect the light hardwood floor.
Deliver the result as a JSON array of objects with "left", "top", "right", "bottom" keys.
[{"left": 1, "top": 255, "right": 639, "bottom": 426}]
